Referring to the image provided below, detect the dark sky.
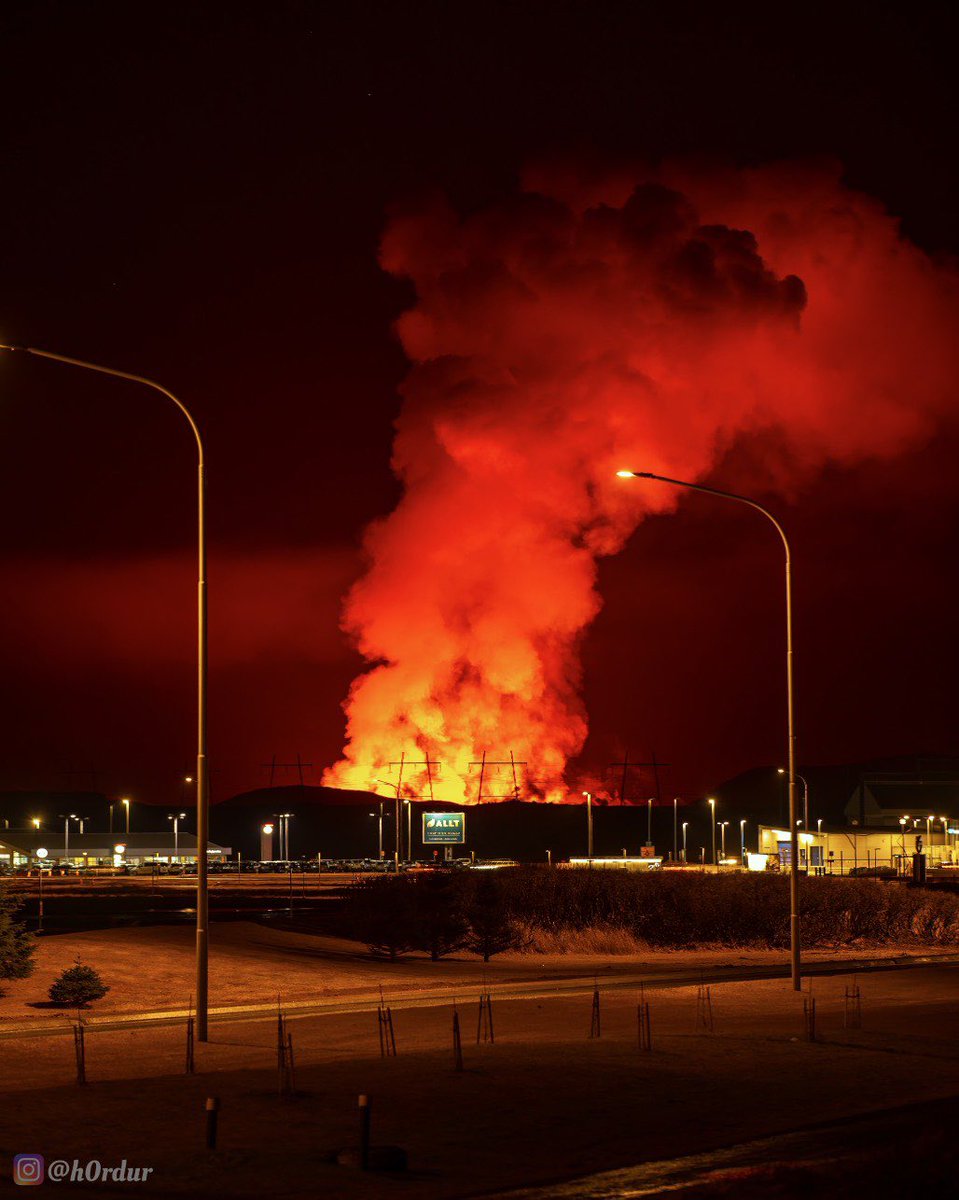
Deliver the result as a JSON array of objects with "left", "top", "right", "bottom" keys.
[{"left": 1, "top": 0, "right": 956, "bottom": 807}]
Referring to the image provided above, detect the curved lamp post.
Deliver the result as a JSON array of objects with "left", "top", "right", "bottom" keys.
[
  {"left": 0, "top": 343, "right": 210, "bottom": 1035},
  {"left": 617, "top": 469, "right": 800, "bottom": 990}
]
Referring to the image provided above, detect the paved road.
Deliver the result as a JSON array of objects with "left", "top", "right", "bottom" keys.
[{"left": 484, "top": 1094, "right": 959, "bottom": 1198}]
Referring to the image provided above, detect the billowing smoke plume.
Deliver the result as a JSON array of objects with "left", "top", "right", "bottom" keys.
[{"left": 325, "top": 161, "right": 958, "bottom": 804}]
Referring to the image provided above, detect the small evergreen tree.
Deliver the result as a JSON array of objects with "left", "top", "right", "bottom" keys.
[
  {"left": 408, "top": 871, "right": 468, "bottom": 961},
  {"left": 49, "top": 957, "right": 110, "bottom": 1007},
  {"left": 465, "top": 876, "right": 521, "bottom": 962},
  {"left": 0, "top": 885, "right": 36, "bottom": 996},
  {"left": 344, "top": 876, "right": 416, "bottom": 961}
]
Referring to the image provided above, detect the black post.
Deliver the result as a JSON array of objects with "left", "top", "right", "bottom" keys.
[
  {"left": 358, "top": 1094, "right": 371, "bottom": 1170},
  {"left": 205, "top": 1096, "right": 220, "bottom": 1149}
]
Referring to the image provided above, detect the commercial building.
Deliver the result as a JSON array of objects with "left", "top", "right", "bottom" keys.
[
  {"left": 756, "top": 823, "right": 956, "bottom": 874},
  {"left": 0, "top": 830, "right": 231, "bottom": 868}
]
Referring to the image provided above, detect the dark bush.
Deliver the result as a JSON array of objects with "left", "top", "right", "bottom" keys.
[
  {"left": 0, "top": 885, "right": 36, "bottom": 996},
  {"left": 407, "top": 872, "right": 468, "bottom": 961},
  {"left": 485, "top": 868, "right": 959, "bottom": 949},
  {"left": 463, "top": 876, "right": 523, "bottom": 961},
  {"left": 344, "top": 875, "right": 417, "bottom": 960},
  {"left": 340, "top": 868, "right": 959, "bottom": 955},
  {"left": 49, "top": 958, "right": 110, "bottom": 1007}
]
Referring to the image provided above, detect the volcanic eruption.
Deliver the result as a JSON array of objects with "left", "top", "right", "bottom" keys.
[{"left": 324, "top": 161, "right": 958, "bottom": 805}]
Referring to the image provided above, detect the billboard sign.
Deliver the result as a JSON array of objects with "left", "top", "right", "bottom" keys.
[{"left": 422, "top": 812, "right": 466, "bottom": 845}]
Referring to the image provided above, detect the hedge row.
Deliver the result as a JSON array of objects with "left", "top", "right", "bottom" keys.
[{"left": 339, "top": 868, "right": 959, "bottom": 956}]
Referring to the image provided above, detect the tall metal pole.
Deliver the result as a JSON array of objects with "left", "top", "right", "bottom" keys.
[
  {"left": 619, "top": 470, "right": 800, "bottom": 990},
  {"left": 673, "top": 797, "right": 678, "bottom": 862},
  {"left": 1, "top": 344, "right": 211, "bottom": 1031},
  {"left": 583, "top": 791, "right": 593, "bottom": 859}
]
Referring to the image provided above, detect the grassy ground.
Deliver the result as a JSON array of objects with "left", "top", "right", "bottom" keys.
[
  {"left": 1, "top": 965, "right": 957, "bottom": 1198},
  {"left": 0, "top": 920, "right": 952, "bottom": 1023}
]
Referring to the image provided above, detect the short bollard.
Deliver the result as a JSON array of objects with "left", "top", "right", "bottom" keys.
[
  {"left": 205, "top": 1096, "right": 220, "bottom": 1150},
  {"left": 359, "top": 1094, "right": 371, "bottom": 1170},
  {"left": 336, "top": 1092, "right": 407, "bottom": 1172}
]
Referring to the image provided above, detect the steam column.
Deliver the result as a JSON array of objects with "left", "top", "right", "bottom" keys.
[
  {"left": 617, "top": 469, "right": 801, "bottom": 990},
  {"left": 0, "top": 344, "right": 211, "bottom": 1033}
]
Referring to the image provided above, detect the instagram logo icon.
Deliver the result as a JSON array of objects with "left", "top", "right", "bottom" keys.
[{"left": 13, "top": 1155, "right": 44, "bottom": 1186}]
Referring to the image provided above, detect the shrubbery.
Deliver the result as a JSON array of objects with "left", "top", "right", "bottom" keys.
[
  {"left": 341, "top": 867, "right": 959, "bottom": 958},
  {"left": 0, "top": 885, "right": 36, "bottom": 995},
  {"left": 344, "top": 872, "right": 522, "bottom": 960}
]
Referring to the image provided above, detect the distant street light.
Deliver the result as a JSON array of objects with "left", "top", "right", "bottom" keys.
[
  {"left": 647, "top": 797, "right": 654, "bottom": 847},
  {"left": 168, "top": 812, "right": 187, "bottom": 863},
  {"left": 707, "top": 798, "right": 717, "bottom": 866},
  {"left": 778, "top": 768, "right": 809, "bottom": 832},
  {"left": 619, "top": 469, "right": 800, "bottom": 990},
  {"left": 719, "top": 821, "right": 729, "bottom": 861},
  {"left": 403, "top": 799, "right": 412, "bottom": 863},
  {"left": 122, "top": 797, "right": 131, "bottom": 834},
  {"left": 60, "top": 814, "right": 80, "bottom": 866},
  {"left": 682, "top": 821, "right": 688, "bottom": 862},
  {"left": 740, "top": 818, "right": 747, "bottom": 864},
  {"left": 36, "top": 847, "right": 48, "bottom": 933},
  {"left": 31, "top": 818, "right": 41, "bottom": 830},
  {"left": 673, "top": 797, "right": 679, "bottom": 862},
  {"left": 583, "top": 792, "right": 593, "bottom": 859},
  {"left": 0, "top": 343, "right": 210, "bottom": 1037},
  {"left": 364, "top": 806, "right": 384, "bottom": 864}
]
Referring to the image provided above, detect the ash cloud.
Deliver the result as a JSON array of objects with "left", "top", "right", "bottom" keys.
[{"left": 324, "top": 162, "right": 959, "bottom": 804}]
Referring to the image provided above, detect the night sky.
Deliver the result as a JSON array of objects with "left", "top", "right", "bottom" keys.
[{"left": 1, "top": 0, "right": 956, "bottom": 808}]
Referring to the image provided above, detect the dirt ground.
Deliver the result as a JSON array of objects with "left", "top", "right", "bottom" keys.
[{"left": 1, "top": 930, "right": 957, "bottom": 1198}]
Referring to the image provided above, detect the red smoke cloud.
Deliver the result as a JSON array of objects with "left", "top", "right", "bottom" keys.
[{"left": 325, "top": 162, "right": 958, "bottom": 804}]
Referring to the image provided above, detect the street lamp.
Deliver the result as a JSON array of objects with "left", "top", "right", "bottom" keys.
[
  {"left": 403, "top": 799, "right": 412, "bottom": 863},
  {"left": 707, "top": 798, "right": 717, "bottom": 866},
  {"left": 375, "top": 779, "right": 402, "bottom": 868},
  {"left": 36, "top": 847, "right": 48, "bottom": 932},
  {"left": 60, "top": 814, "right": 80, "bottom": 865},
  {"left": 899, "top": 816, "right": 908, "bottom": 858},
  {"left": 740, "top": 818, "right": 747, "bottom": 864},
  {"left": 719, "top": 821, "right": 729, "bottom": 861},
  {"left": 31, "top": 818, "right": 41, "bottom": 830},
  {"left": 168, "top": 812, "right": 187, "bottom": 863},
  {"left": 682, "top": 821, "right": 688, "bottom": 862},
  {"left": 779, "top": 768, "right": 809, "bottom": 832},
  {"left": 647, "top": 797, "right": 654, "bottom": 847},
  {"left": 673, "top": 797, "right": 679, "bottom": 862},
  {"left": 583, "top": 792, "right": 593, "bottom": 859},
  {"left": 926, "top": 815, "right": 934, "bottom": 847},
  {"left": 0, "top": 344, "right": 211, "bottom": 1038},
  {"left": 618, "top": 469, "right": 801, "bottom": 990}
]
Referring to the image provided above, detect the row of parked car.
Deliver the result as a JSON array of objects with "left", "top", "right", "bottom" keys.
[{"left": 1, "top": 857, "right": 477, "bottom": 878}]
